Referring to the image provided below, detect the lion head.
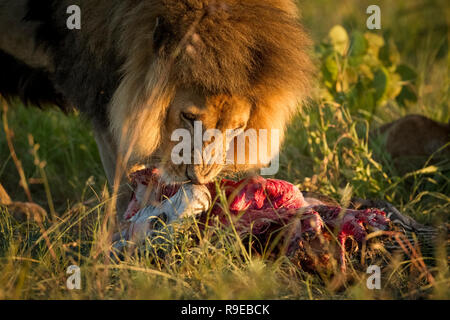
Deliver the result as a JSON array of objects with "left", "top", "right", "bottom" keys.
[{"left": 109, "top": 0, "right": 314, "bottom": 184}]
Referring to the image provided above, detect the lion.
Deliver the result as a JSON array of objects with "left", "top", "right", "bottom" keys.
[{"left": 0, "top": 0, "right": 314, "bottom": 218}]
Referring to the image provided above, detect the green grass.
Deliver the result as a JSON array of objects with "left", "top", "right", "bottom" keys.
[{"left": 0, "top": 0, "right": 449, "bottom": 299}]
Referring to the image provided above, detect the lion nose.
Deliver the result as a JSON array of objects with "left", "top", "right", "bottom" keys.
[
  {"left": 187, "top": 167, "right": 209, "bottom": 185},
  {"left": 190, "top": 175, "right": 207, "bottom": 185}
]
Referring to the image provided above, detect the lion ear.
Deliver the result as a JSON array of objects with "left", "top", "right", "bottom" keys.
[{"left": 153, "top": 16, "right": 171, "bottom": 53}]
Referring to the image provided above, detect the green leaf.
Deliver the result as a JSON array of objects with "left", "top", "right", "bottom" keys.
[
  {"left": 349, "top": 31, "right": 368, "bottom": 57},
  {"left": 365, "top": 33, "right": 385, "bottom": 57},
  {"left": 328, "top": 25, "right": 349, "bottom": 55},
  {"left": 379, "top": 38, "right": 400, "bottom": 68},
  {"left": 395, "top": 64, "right": 418, "bottom": 106},
  {"left": 348, "top": 55, "right": 364, "bottom": 67},
  {"left": 322, "top": 54, "right": 339, "bottom": 86},
  {"left": 372, "top": 68, "right": 389, "bottom": 102},
  {"left": 396, "top": 64, "right": 417, "bottom": 82},
  {"left": 396, "top": 85, "right": 418, "bottom": 106},
  {"left": 386, "top": 72, "right": 402, "bottom": 100}
]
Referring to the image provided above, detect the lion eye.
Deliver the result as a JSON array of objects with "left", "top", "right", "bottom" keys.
[
  {"left": 237, "top": 122, "right": 246, "bottom": 130},
  {"left": 181, "top": 112, "right": 198, "bottom": 122},
  {"left": 181, "top": 112, "right": 199, "bottom": 128}
]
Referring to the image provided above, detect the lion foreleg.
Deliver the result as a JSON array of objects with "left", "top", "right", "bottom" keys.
[{"left": 92, "top": 122, "right": 132, "bottom": 220}]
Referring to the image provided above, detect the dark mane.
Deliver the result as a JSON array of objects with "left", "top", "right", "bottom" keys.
[
  {"left": 158, "top": 0, "right": 313, "bottom": 98},
  {"left": 23, "top": 0, "right": 124, "bottom": 128},
  {"left": 24, "top": 0, "right": 62, "bottom": 48}
]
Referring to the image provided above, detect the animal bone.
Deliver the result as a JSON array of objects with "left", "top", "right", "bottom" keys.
[{"left": 125, "top": 183, "right": 211, "bottom": 244}]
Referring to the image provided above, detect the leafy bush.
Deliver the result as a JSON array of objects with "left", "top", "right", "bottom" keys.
[{"left": 317, "top": 25, "right": 419, "bottom": 116}]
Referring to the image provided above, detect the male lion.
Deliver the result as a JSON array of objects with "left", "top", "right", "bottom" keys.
[{"left": 0, "top": 0, "right": 314, "bottom": 218}]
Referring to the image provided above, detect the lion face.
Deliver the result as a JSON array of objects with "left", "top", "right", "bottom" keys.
[
  {"left": 159, "top": 89, "right": 252, "bottom": 184},
  {"left": 108, "top": 0, "right": 314, "bottom": 185}
]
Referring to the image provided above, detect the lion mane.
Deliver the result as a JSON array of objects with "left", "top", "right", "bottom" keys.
[{"left": 110, "top": 0, "right": 315, "bottom": 161}]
